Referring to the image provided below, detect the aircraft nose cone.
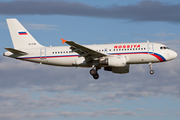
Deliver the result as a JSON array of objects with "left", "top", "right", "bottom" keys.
[
  {"left": 174, "top": 51, "right": 178, "bottom": 58},
  {"left": 170, "top": 51, "right": 178, "bottom": 60}
]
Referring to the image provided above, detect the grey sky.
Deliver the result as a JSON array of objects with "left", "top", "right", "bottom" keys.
[
  {"left": 0, "top": 1, "right": 180, "bottom": 23},
  {"left": 0, "top": 49, "right": 179, "bottom": 119}
]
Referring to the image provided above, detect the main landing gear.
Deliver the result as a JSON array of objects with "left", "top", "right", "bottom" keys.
[
  {"left": 149, "top": 62, "right": 154, "bottom": 75},
  {"left": 90, "top": 66, "right": 100, "bottom": 80}
]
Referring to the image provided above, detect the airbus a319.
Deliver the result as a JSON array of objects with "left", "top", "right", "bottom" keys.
[{"left": 3, "top": 19, "right": 177, "bottom": 79}]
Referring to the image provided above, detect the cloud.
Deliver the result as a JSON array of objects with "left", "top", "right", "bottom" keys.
[
  {"left": 102, "top": 91, "right": 155, "bottom": 100},
  {"left": 0, "top": 88, "right": 136, "bottom": 119},
  {"left": 58, "top": 108, "right": 137, "bottom": 118},
  {"left": 161, "top": 40, "right": 180, "bottom": 48},
  {"left": 175, "top": 112, "right": 180, "bottom": 115},
  {"left": 121, "top": 32, "right": 180, "bottom": 37},
  {"left": 153, "top": 33, "right": 178, "bottom": 37},
  {"left": 1, "top": 39, "right": 180, "bottom": 119},
  {"left": 0, "top": 1, "right": 180, "bottom": 23},
  {"left": 0, "top": 112, "right": 57, "bottom": 120},
  {"left": 136, "top": 108, "right": 149, "bottom": 112},
  {"left": 24, "top": 23, "right": 58, "bottom": 30},
  {"left": 0, "top": 90, "right": 99, "bottom": 116},
  {"left": 142, "top": 113, "right": 166, "bottom": 116}
]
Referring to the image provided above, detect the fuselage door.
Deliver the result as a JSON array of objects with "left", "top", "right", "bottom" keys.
[
  {"left": 147, "top": 43, "right": 154, "bottom": 54},
  {"left": 40, "top": 48, "right": 46, "bottom": 59},
  {"left": 104, "top": 48, "right": 108, "bottom": 54}
]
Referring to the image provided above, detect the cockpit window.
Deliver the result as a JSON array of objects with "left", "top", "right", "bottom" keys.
[{"left": 160, "top": 46, "right": 169, "bottom": 49}]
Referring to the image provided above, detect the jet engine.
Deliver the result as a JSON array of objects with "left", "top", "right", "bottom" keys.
[
  {"left": 99, "top": 56, "right": 128, "bottom": 67},
  {"left": 108, "top": 56, "right": 127, "bottom": 67}
]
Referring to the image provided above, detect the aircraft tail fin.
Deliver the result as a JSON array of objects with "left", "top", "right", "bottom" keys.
[{"left": 6, "top": 18, "right": 44, "bottom": 49}]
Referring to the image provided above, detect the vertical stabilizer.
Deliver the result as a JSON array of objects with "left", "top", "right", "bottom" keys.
[{"left": 6, "top": 18, "right": 44, "bottom": 49}]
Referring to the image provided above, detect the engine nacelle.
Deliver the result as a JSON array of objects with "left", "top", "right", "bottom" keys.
[
  {"left": 104, "top": 64, "right": 129, "bottom": 74},
  {"left": 108, "top": 56, "right": 127, "bottom": 67},
  {"left": 73, "top": 57, "right": 87, "bottom": 66}
]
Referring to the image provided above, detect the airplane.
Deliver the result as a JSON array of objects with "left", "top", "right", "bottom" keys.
[{"left": 3, "top": 18, "right": 177, "bottom": 79}]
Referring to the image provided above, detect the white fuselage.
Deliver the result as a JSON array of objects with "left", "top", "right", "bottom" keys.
[{"left": 5, "top": 42, "right": 177, "bottom": 67}]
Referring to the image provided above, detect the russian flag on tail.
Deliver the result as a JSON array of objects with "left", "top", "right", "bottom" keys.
[{"left": 18, "top": 32, "right": 28, "bottom": 35}]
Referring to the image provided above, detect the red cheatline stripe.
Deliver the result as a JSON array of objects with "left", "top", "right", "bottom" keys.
[{"left": 19, "top": 52, "right": 166, "bottom": 62}]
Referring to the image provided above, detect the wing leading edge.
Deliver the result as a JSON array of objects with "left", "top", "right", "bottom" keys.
[{"left": 61, "top": 38, "right": 107, "bottom": 61}]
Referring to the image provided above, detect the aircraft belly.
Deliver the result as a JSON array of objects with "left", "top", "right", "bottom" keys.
[{"left": 47, "top": 57, "right": 77, "bottom": 66}]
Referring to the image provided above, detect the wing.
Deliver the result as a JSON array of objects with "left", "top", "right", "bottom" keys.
[{"left": 61, "top": 38, "right": 107, "bottom": 61}]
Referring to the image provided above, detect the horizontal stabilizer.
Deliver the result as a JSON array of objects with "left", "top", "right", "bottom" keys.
[{"left": 4, "top": 48, "right": 28, "bottom": 55}]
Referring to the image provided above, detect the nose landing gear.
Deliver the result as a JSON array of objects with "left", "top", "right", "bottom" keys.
[
  {"left": 90, "top": 66, "right": 100, "bottom": 80},
  {"left": 149, "top": 62, "right": 154, "bottom": 75}
]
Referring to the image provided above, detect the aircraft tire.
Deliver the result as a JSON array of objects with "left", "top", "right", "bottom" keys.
[
  {"left": 93, "top": 73, "right": 99, "bottom": 80},
  {"left": 90, "top": 69, "right": 97, "bottom": 75},
  {"left": 150, "top": 70, "right": 154, "bottom": 75}
]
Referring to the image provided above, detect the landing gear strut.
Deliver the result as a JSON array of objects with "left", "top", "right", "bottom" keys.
[
  {"left": 90, "top": 66, "right": 100, "bottom": 80},
  {"left": 149, "top": 62, "right": 154, "bottom": 75}
]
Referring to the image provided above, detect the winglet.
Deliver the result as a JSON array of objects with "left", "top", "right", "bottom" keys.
[{"left": 61, "top": 38, "right": 67, "bottom": 44}]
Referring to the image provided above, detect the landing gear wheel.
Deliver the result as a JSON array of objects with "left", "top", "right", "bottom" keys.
[
  {"left": 90, "top": 69, "right": 97, "bottom": 75},
  {"left": 149, "top": 62, "right": 154, "bottom": 75},
  {"left": 90, "top": 67, "right": 101, "bottom": 80},
  {"left": 93, "top": 73, "right": 99, "bottom": 80},
  {"left": 150, "top": 70, "right": 154, "bottom": 75}
]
